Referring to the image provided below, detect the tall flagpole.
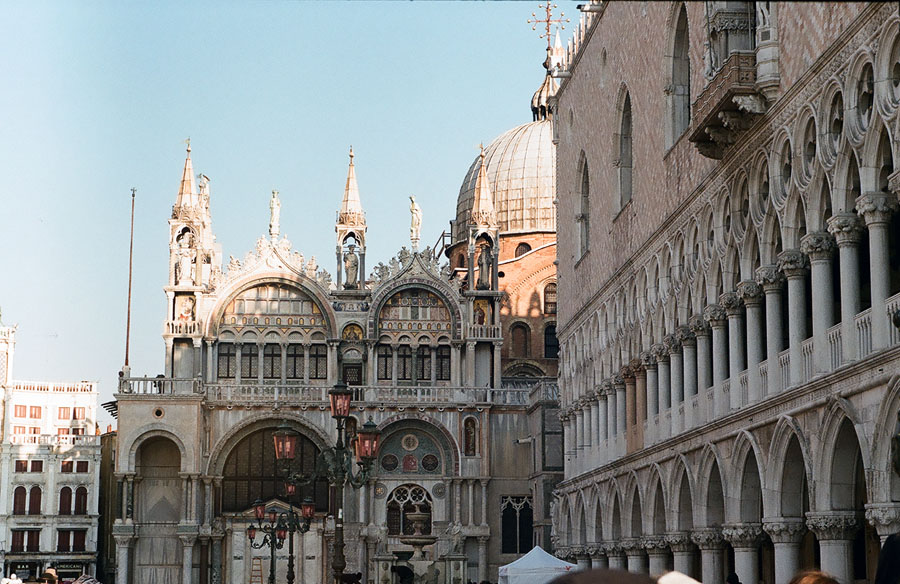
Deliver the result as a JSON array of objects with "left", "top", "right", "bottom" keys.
[{"left": 125, "top": 187, "right": 136, "bottom": 367}]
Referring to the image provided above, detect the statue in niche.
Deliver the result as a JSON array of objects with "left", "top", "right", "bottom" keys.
[
  {"left": 176, "top": 244, "right": 195, "bottom": 286},
  {"left": 344, "top": 244, "right": 359, "bottom": 289},
  {"left": 444, "top": 521, "right": 464, "bottom": 555},
  {"left": 177, "top": 296, "right": 195, "bottom": 321},
  {"left": 473, "top": 306, "right": 485, "bottom": 326},
  {"left": 269, "top": 189, "right": 281, "bottom": 238},
  {"left": 476, "top": 244, "right": 492, "bottom": 290},
  {"left": 409, "top": 195, "right": 422, "bottom": 244}
]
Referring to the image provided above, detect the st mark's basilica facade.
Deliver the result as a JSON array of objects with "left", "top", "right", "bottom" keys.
[{"left": 107, "top": 70, "right": 562, "bottom": 584}]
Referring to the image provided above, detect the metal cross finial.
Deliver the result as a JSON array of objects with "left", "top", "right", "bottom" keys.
[
  {"left": 528, "top": 3, "right": 569, "bottom": 50},
  {"left": 184, "top": 137, "right": 191, "bottom": 153}
]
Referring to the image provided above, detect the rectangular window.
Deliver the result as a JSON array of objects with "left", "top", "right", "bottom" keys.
[
  {"left": 416, "top": 347, "right": 431, "bottom": 382},
  {"left": 14, "top": 460, "right": 27, "bottom": 472},
  {"left": 397, "top": 346, "right": 412, "bottom": 381},
  {"left": 30, "top": 460, "right": 43, "bottom": 472},
  {"left": 26, "top": 529, "right": 40, "bottom": 552},
  {"left": 13, "top": 426, "right": 25, "bottom": 435},
  {"left": 217, "top": 343, "right": 236, "bottom": 379},
  {"left": 11, "top": 530, "right": 24, "bottom": 552},
  {"left": 57, "top": 530, "right": 71, "bottom": 552},
  {"left": 309, "top": 345, "right": 327, "bottom": 380},
  {"left": 72, "top": 529, "right": 86, "bottom": 552},
  {"left": 58, "top": 407, "right": 71, "bottom": 420},
  {"left": 263, "top": 344, "right": 281, "bottom": 379},
  {"left": 72, "top": 427, "right": 85, "bottom": 436},
  {"left": 73, "top": 407, "right": 85, "bottom": 420},
  {"left": 61, "top": 460, "right": 73, "bottom": 473},
  {"left": 377, "top": 346, "right": 392, "bottom": 380},
  {"left": 14, "top": 405, "right": 26, "bottom": 418},
  {"left": 436, "top": 346, "right": 451, "bottom": 381},
  {"left": 29, "top": 427, "right": 40, "bottom": 435},
  {"left": 29, "top": 406, "right": 41, "bottom": 419},
  {"left": 501, "top": 495, "right": 534, "bottom": 554},
  {"left": 58, "top": 428, "right": 71, "bottom": 436},
  {"left": 76, "top": 461, "right": 89, "bottom": 473},
  {"left": 286, "top": 345, "right": 304, "bottom": 380},
  {"left": 241, "top": 345, "right": 259, "bottom": 379}
]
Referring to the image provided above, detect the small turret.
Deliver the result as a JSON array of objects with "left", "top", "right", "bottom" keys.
[{"left": 335, "top": 147, "right": 367, "bottom": 290}]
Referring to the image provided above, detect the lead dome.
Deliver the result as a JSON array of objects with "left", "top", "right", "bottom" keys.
[{"left": 454, "top": 118, "right": 556, "bottom": 242}]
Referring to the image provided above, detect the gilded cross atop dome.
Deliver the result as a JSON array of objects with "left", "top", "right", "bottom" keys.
[{"left": 528, "top": 3, "right": 569, "bottom": 53}]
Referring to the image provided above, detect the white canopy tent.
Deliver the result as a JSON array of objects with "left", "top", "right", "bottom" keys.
[{"left": 498, "top": 546, "right": 577, "bottom": 584}]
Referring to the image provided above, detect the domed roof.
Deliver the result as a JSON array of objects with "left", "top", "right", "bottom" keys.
[{"left": 454, "top": 118, "right": 556, "bottom": 242}]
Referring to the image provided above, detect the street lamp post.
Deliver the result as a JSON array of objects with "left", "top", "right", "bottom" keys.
[
  {"left": 272, "top": 381, "right": 381, "bottom": 584},
  {"left": 246, "top": 497, "right": 316, "bottom": 584}
]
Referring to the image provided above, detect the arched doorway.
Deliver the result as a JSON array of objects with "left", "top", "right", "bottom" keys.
[{"left": 134, "top": 436, "right": 183, "bottom": 584}]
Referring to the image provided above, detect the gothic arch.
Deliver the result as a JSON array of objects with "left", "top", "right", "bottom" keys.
[
  {"left": 815, "top": 397, "right": 872, "bottom": 510},
  {"left": 696, "top": 442, "right": 728, "bottom": 527},
  {"left": 870, "top": 374, "right": 900, "bottom": 502},
  {"left": 766, "top": 415, "right": 815, "bottom": 517},
  {"left": 729, "top": 430, "right": 767, "bottom": 523},
  {"left": 664, "top": 1, "right": 692, "bottom": 147}
]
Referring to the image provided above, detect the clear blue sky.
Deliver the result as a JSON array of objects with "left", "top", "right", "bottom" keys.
[{"left": 0, "top": 1, "right": 575, "bottom": 425}]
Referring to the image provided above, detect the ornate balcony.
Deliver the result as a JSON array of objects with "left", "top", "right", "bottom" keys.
[
  {"left": 689, "top": 51, "right": 766, "bottom": 159},
  {"left": 466, "top": 324, "right": 502, "bottom": 340},
  {"left": 165, "top": 319, "right": 202, "bottom": 336}
]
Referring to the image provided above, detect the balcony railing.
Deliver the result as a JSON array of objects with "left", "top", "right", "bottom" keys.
[
  {"left": 119, "top": 377, "right": 200, "bottom": 395},
  {"left": 827, "top": 323, "right": 843, "bottom": 370},
  {"left": 8, "top": 434, "right": 100, "bottom": 446},
  {"left": 11, "top": 381, "right": 96, "bottom": 393},
  {"left": 689, "top": 51, "right": 763, "bottom": 159},
  {"left": 856, "top": 308, "right": 873, "bottom": 358},
  {"left": 466, "top": 324, "right": 502, "bottom": 339},
  {"left": 165, "top": 320, "right": 202, "bottom": 336}
]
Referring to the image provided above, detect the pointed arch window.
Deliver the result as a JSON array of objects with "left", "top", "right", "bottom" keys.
[
  {"left": 577, "top": 156, "right": 590, "bottom": 257},
  {"left": 669, "top": 4, "right": 691, "bottom": 143},
  {"left": 618, "top": 92, "right": 634, "bottom": 208},
  {"left": 501, "top": 495, "right": 534, "bottom": 554},
  {"left": 386, "top": 485, "right": 433, "bottom": 536}
]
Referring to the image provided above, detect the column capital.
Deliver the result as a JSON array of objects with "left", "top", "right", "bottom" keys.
[
  {"left": 703, "top": 303, "right": 727, "bottom": 326},
  {"left": 676, "top": 324, "right": 696, "bottom": 346},
  {"left": 722, "top": 522, "right": 764, "bottom": 549},
  {"left": 600, "top": 378, "right": 615, "bottom": 395},
  {"left": 663, "top": 333, "right": 682, "bottom": 355},
  {"left": 689, "top": 314, "right": 710, "bottom": 336},
  {"left": 650, "top": 343, "right": 669, "bottom": 363},
  {"left": 664, "top": 531, "right": 693, "bottom": 552},
  {"left": 755, "top": 264, "right": 785, "bottom": 290},
  {"left": 640, "top": 350, "right": 656, "bottom": 368},
  {"left": 719, "top": 291, "right": 744, "bottom": 315},
  {"left": 620, "top": 365, "right": 635, "bottom": 380},
  {"left": 613, "top": 374, "right": 626, "bottom": 389},
  {"left": 179, "top": 534, "right": 197, "bottom": 546},
  {"left": 629, "top": 357, "right": 644, "bottom": 374},
  {"left": 690, "top": 527, "right": 725, "bottom": 550},
  {"left": 620, "top": 538, "right": 643, "bottom": 555},
  {"left": 601, "top": 541, "right": 623, "bottom": 556},
  {"left": 806, "top": 511, "right": 860, "bottom": 541},
  {"left": 641, "top": 535, "right": 667, "bottom": 553},
  {"left": 587, "top": 545, "right": 604, "bottom": 559},
  {"left": 827, "top": 212, "right": 864, "bottom": 246},
  {"left": 864, "top": 503, "right": 900, "bottom": 539},
  {"left": 800, "top": 231, "right": 836, "bottom": 261},
  {"left": 888, "top": 169, "right": 900, "bottom": 194},
  {"left": 856, "top": 191, "right": 898, "bottom": 226},
  {"left": 762, "top": 518, "right": 807, "bottom": 543},
  {"left": 737, "top": 280, "right": 764, "bottom": 306},
  {"left": 777, "top": 249, "right": 809, "bottom": 278}
]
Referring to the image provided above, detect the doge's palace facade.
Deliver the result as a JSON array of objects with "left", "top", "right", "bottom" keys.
[{"left": 551, "top": 3, "right": 900, "bottom": 584}]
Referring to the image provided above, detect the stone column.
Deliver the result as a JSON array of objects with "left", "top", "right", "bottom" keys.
[
  {"left": 652, "top": 344, "right": 670, "bottom": 412},
  {"left": 624, "top": 366, "right": 637, "bottom": 429},
  {"left": 778, "top": 250, "right": 810, "bottom": 386},
  {"left": 576, "top": 550, "right": 591, "bottom": 571},
  {"left": 643, "top": 351, "right": 658, "bottom": 418},
  {"left": 857, "top": 192, "right": 898, "bottom": 350},
  {"left": 467, "top": 479, "right": 476, "bottom": 526},
  {"left": 723, "top": 523, "right": 763, "bottom": 584},
  {"left": 666, "top": 532, "right": 694, "bottom": 577},
  {"left": 665, "top": 334, "right": 683, "bottom": 409},
  {"left": 623, "top": 539, "right": 648, "bottom": 573},
  {"left": 827, "top": 214, "right": 864, "bottom": 363},
  {"left": 465, "top": 341, "right": 476, "bottom": 387},
  {"left": 575, "top": 406, "right": 585, "bottom": 451},
  {"left": 480, "top": 479, "right": 489, "bottom": 527},
  {"left": 180, "top": 535, "right": 196, "bottom": 584},
  {"left": 211, "top": 534, "right": 224, "bottom": 584},
  {"left": 113, "top": 533, "right": 133, "bottom": 584},
  {"left": 720, "top": 291, "right": 745, "bottom": 409},
  {"left": 596, "top": 389, "right": 609, "bottom": 459},
  {"left": 477, "top": 536, "right": 489, "bottom": 582},
  {"left": 604, "top": 543, "right": 626, "bottom": 570},
  {"left": 605, "top": 380, "right": 617, "bottom": 441},
  {"left": 680, "top": 326, "right": 697, "bottom": 402},
  {"left": 234, "top": 342, "right": 243, "bottom": 385},
  {"left": 643, "top": 537, "right": 669, "bottom": 576},
  {"left": 690, "top": 315, "right": 712, "bottom": 392},
  {"left": 589, "top": 546, "right": 609, "bottom": 570},
  {"left": 738, "top": 280, "right": 764, "bottom": 403},
  {"left": 691, "top": 528, "right": 725, "bottom": 584},
  {"left": 757, "top": 266, "right": 785, "bottom": 395},
  {"left": 590, "top": 394, "right": 601, "bottom": 456},
  {"left": 801, "top": 231, "right": 837, "bottom": 374},
  {"left": 807, "top": 512, "right": 860, "bottom": 584},
  {"left": 634, "top": 360, "right": 647, "bottom": 427},
  {"left": 614, "top": 374, "right": 627, "bottom": 436},
  {"left": 704, "top": 304, "right": 728, "bottom": 414},
  {"left": 763, "top": 519, "right": 806, "bottom": 584}
]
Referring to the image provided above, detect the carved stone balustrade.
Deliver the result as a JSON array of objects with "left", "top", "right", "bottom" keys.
[{"left": 689, "top": 51, "right": 766, "bottom": 159}]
